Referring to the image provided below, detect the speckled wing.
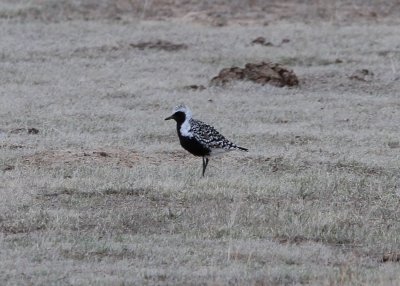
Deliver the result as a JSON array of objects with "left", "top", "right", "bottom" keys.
[{"left": 190, "top": 119, "right": 239, "bottom": 150}]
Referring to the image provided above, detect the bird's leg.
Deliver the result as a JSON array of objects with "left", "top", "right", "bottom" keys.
[
  {"left": 202, "top": 157, "right": 206, "bottom": 177},
  {"left": 202, "top": 157, "right": 209, "bottom": 177}
]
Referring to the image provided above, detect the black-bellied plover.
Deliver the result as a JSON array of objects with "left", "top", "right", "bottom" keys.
[{"left": 165, "top": 104, "right": 248, "bottom": 176}]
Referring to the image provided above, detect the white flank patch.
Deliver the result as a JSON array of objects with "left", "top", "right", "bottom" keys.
[{"left": 180, "top": 119, "right": 193, "bottom": 137}]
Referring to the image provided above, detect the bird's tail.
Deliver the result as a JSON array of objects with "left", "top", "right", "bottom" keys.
[{"left": 236, "top": 146, "right": 248, "bottom": 152}]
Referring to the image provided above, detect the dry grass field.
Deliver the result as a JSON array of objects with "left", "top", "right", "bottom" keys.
[{"left": 1, "top": 0, "right": 400, "bottom": 285}]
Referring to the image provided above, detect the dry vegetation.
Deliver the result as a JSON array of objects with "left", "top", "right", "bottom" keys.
[{"left": 1, "top": 0, "right": 400, "bottom": 285}]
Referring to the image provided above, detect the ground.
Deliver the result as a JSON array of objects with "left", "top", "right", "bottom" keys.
[{"left": 1, "top": 0, "right": 400, "bottom": 285}]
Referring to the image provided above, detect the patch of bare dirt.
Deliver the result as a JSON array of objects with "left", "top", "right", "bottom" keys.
[
  {"left": 0, "top": 211, "right": 49, "bottom": 234},
  {"left": 9, "top": 127, "right": 39, "bottom": 134},
  {"left": 183, "top": 84, "right": 206, "bottom": 91},
  {"left": 251, "top": 37, "right": 290, "bottom": 47},
  {"left": 210, "top": 62, "right": 299, "bottom": 87},
  {"left": 38, "top": 187, "right": 150, "bottom": 199},
  {"left": 72, "top": 40, "right": 187, "bottom": 58},
  {"left": 275, "top": 235, "right": 354, "bottom": 246},
  {"left": 325, "top": 160, "right": 387, "bottom": 176},
  {"left": 237, "top": 155, "right": 310, "bottom": 173},
  {"left": 20, "top": 148, "right": 194, "bottom": 168},
  {"left": 0, "top": 144, "right": 25, "bottom": 149},
  {"left": 382, "top": 252, "right": 400, "bottom": 263},
  {"left": 72, "top": 45, "right": 120, "bottom": 57},
  {"left": 349, "top": 69, "right": 374, "bottom": 82},
  {"left": 1, "top": 165, "right": 15, "bottom": 172},
  {"left": 152, "top": 150, "right": 192, "bottom": 164},
  {"left": 22, "top": 148, "right": 140, "bottom": 168},
  {"left": 387, "top": 141, "right": 400, "bottom": 149},
  {"left": 251, "top": 36, "right": 274, "bottom": 46},
  {"left": 129, "top": 40, "right": 188, "bottom": 51}
]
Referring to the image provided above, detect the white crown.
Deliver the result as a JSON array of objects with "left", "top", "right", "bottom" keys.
[{"left": 174, "top": 104, "right": 192, "bottom": 119}]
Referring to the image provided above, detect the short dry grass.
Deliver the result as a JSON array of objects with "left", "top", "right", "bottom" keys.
[{"left": 1, "top": 1, "right": 400, "bottom": 285}]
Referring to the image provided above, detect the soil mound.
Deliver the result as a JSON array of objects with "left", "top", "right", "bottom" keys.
[{"left": 210, "top": 62, "right": 299, "bottom": 87}]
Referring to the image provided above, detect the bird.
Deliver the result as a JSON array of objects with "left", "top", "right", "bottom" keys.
[{"left": 165, "top": 104, "right": 248, "bottom": 176}]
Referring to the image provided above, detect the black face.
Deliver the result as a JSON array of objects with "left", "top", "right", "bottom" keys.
[{"left": 165, "top": 111, "right": 186, "bottom": 124}]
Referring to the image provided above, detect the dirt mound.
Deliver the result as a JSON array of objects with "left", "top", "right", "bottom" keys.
[{"left": 210, "top": 62, "right": 299, "bottom": 87}]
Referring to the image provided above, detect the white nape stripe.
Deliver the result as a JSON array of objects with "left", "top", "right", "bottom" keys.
[
  {"left": 180, "top": 119, "right": 193, "bottom": 137},
  {"left": 174, "top": 104, "right": 192, "bottom": 120}
]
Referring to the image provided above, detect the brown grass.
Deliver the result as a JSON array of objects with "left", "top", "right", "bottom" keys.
[{"left": 1, "top": 1, "right": 400, "bottom": 285}]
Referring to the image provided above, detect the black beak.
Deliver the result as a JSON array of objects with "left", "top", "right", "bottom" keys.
[{"left": 165, "top": 115, "right": 174, "bottom": 120}]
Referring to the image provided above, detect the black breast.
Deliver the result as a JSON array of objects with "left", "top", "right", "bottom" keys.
[{"left": 178, "top": 133, "right": 210, "bottom": 157}]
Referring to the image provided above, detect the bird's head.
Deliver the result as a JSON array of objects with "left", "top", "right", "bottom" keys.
[{"left": 165, "top": 104, "right": 192, "bottom": 123}]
